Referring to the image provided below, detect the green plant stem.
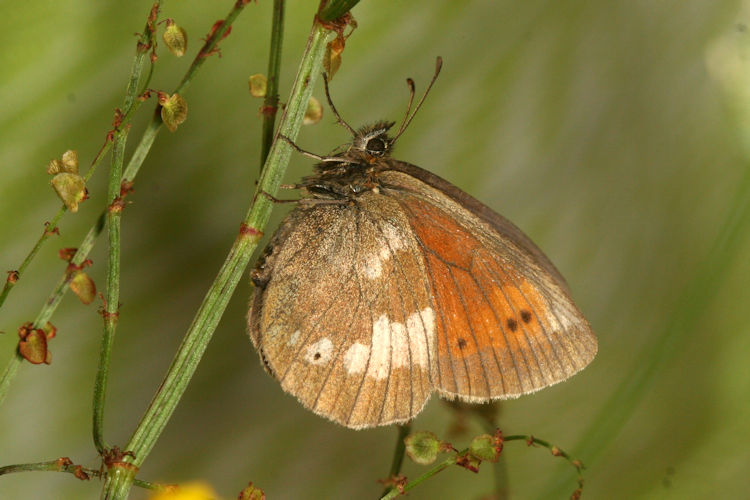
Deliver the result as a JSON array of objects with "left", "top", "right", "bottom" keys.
[
  {"left": 0, "top": 356, "right": 21, "bottom": 407},
  {"left": 260, "top": 0, "right": 286, "bottom": 168},
  {"left": 317, "top": 0, "right": 362, "bottom": 21},
  {"left": 92, "top": 127, "right": 129, "bottom": 454},
  {"left": 503, "top": 435, "right": 582, "bottom": 471},
  {"left": 100, "top": 20, "right": 334, "bottom": 500},
  {"left": 91, "top": 0, "right": 156, "bottom": 452},
  {"left": 0, "top": 460, "right": 160, "bottom": 490},
  {"left": 380, "top": 423, "right": 411, "bottom": 498},
  {"left": 93, "top": 0, "right": 256, "bottom": 453}
]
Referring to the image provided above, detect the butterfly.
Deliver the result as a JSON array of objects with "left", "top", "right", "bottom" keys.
[{"left": 248, "top": 57, "right": 597, "bottom": 429}]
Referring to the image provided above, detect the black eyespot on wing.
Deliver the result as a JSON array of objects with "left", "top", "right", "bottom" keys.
[{"left": 520, "top": 310, "right": 533, "bottom": 323}]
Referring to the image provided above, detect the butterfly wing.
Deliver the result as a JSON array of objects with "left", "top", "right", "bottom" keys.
[
  {"left": 249, "top": 195, "right": 437, "bottom": 428},
  {"left": 250, "top": 161, "right": 597, "bottom": 427},
  {"left": 379, "top": 163, "right": 597, "bottom": 401}
]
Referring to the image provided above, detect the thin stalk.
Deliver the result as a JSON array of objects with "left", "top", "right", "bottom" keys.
[
  {"left": 260, "top": 0, "right": 286, "bottom": 168},
  {"left": 0, "top": 460, "right": 160, "bottom": 490},
  {"left": 0, "top": 356, "right": 21, "bottom": 407},
  {"left": 92, "top": 127, "right": 129, "bottom": 454},
  {"left": 91, "top": 0, "right": 152, "bottom": 450},
  {"left": 379, "top": 423, "right": 411, "bottom": 498},
  {"left": 317, "top": 0, "right": 362, "bottom": 21},
  {"left": 101, "top": 20, "right": 334, "bottom": 500}
]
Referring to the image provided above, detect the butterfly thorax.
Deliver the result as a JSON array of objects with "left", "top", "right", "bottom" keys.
[{"left": 299, "top": 121, "right": 398, "bottom": 200}]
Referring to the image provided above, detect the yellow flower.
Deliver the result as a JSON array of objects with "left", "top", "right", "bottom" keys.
[{"left": 149, "top": 482, "right": 220, "bottom": 500}]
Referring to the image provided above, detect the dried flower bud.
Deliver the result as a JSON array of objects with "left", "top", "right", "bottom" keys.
[
  {"left": 47, "top": 159, "right": 63, "bottom": 175},
  {"left": 163, "top": 19, "right": 188, "bottom": 57},
  {"left": 70, "top": 271, "right": 96, "bottom": 305},
  {"left": 248, "top": 74, "right": 267, "bottom": 97},
  {"left": 61, "top": 150, "right": 78, "bottom": 173},
  {"left": 18, "top": 329, "right": 50, "bottom": 364},
  {"left": 238, "top": 482, "right": 266, "bottom": 500},
  {"left": 51, "top": 173, "right": 86, "bottom": 212},
  {"left": 324, "top": 37, "right": 345, "bottom": 79},
  {"left": 159, "top": 93, "right": 188, "bottom": 132},
  {"left": 47, "top": 149, "right": 78, "bottom": 174},
  {"left": 469, "top": 433, "right": 502, "bottom": 462},
  {"left": 303, "top": 96, "right": 323, "bottom": 125}
]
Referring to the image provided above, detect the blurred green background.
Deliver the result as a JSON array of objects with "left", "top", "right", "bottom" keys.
[{"left": 1, "top": 1, "right": 749, "bottom": 498}]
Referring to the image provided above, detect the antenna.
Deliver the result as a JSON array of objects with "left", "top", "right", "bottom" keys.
[
  {"left": 323, "top": 73, "right": 357, "bottom": 136},
  {"left": 392, "top": 56, "right": 443, "bottom": 142}
]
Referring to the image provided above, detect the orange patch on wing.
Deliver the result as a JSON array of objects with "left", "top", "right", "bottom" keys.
[
  {"left": 400, "top": 194, "right": 568, "bottom": 397},
  {"left": 473, "top": 250, "right": 566, "bottom": 386},
  {"left": 403, "top": 196, "right": 482, "bottom": 268}
]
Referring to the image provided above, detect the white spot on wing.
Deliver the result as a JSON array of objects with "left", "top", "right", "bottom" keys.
[
  {"left": 288, "top": 330, "right": 301, "bottom": 345},
  {"left": 366, "top": 307, "right": 436, "bottom": 380},
  {"left": 390, "top": 321, "right": 409, "bottom": 369},
  {"left": 362, "top": 224, "right": 407, "bottom": 280},
  {"left": 343, "top": 342, "right": 370, "bottom": 374},
  {"left": 304, "top": 337, "right": 333, "bottom": 365},
  {"left": 370, "top": 316, "right": 392, "bottom": 379},
  {"left": 408, "top": 308, "right": 436, "bottom": 368},
  {"left": 545, "top": 300, "right": 578, "bottom": 331}
]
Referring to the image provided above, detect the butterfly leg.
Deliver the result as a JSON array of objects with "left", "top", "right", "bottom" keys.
[
  {"left": 257, "top": 190, "right": 300, "bottom": 204},
  {"left": 278, "top": 134, "right": 342, "bottom": 163}
]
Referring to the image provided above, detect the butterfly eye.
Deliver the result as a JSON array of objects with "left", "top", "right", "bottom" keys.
[{"left": 366, "top": 136, "right": 389, "bottom": 156}]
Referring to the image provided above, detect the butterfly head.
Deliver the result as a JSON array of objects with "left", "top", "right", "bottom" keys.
[
  {"left": 351, "top": 121, "right": 396, "bottom": 159},
  {"left": 320, "top": 57, "right": 443, "bottom": 162},
  {"left": 302, "top": 59, "right": 443, "bottom": 199}
]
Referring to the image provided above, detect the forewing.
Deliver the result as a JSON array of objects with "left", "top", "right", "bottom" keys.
[
  {"left": 380, "top": 168, "right": 597, "bottom": 402},
  {"left": 249, "top": 195, "right": 437, "bottom": 428}
]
